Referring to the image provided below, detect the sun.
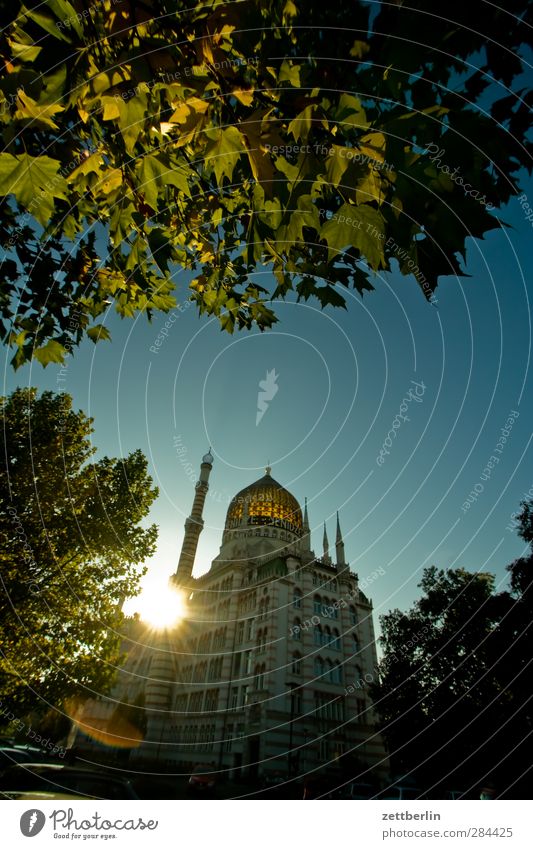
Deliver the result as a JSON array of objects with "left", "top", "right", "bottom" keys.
[{"left": 136, "top": 583, "right": 187, "bottom": 629}]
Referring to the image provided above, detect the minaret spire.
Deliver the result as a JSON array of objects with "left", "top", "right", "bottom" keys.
[
  {"left": 323, "top": 521, "right": 331, "bottom": 564},
  {"left": 335, "top": 510, "right": 346, "bottom": 566},
  {"left": 303, "top": 497, "right": 309, "bottom": 531},
  {"left": 173, "top": 449, "right": 213, "bottom": 587},
  {"left": 301, "top": 497, "right": 311, "bottom": 552}
]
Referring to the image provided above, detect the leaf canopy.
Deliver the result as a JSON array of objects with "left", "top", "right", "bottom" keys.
[{"left": 0, "top": 0, "right": 530, "bottom": 365}]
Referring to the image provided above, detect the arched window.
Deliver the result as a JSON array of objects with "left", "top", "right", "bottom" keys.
[
  {"left": 349, "top": 606, "right": 357, "bottom": 625},
  {"left": 293, "top": 587, "right": 302, "bottom": 609},
  {"left": 312, "top": 572, "right": 318, "bottom": 586},
  {"left": 293, "top": 618, "right": 301, "bottom": 640},
  {"left": 314, "top": 624, "right": 323, "bottom": 646},
  {"left": 314, "top": 656, "right": 325, "bottom": 676},
  {"left": 314, "top": 594, "right": 322, "bottom": 614},
  {"left": 324, "top": 625, "right": 331, "bottom": 646},
  {"left": 292, "top": 652, "right": 302, "bottom": 675},
  {"left": 333, "top": 628, "right": 341, "bottom": 650},
  {"left": 331, "top": 661, "right": 342, "bottom": 684},
  {"left": 322, "top": 597, "right": 330, "bottom": 616},
  {"left": 326, "top": 658, "right": 334, "bottom": 681},
  {"left": 352, "top": 634, "right": 360, "bottom": 653}
]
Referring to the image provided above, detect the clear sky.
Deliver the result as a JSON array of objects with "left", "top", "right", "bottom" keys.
[{"left": 3, "top": 181, "right": 532, "bottom": 632}]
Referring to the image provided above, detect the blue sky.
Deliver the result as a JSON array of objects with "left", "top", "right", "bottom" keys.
[{"left": 3, "top": 182, "right": 532, "bottom": 630}]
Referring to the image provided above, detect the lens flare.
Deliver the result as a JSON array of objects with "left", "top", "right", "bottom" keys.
[{"left": 136, "top": 583, "right": 186, "bottom": 629}]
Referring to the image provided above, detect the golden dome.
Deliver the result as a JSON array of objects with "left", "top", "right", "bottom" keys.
[{"left": 225, "top": 470, "right": 303, "bottom": 532}]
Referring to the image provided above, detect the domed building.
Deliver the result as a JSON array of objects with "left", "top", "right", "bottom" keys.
[{"left": 75, "top": 453, "right": 389, "bottom": 788}]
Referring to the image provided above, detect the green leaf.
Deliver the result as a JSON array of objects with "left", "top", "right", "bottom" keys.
[
  {"left": 33, "top": 340, "right": 67, "bottom": 366},
  {"left": 117, "top": 94, "right": 148, "bottom": 154},
  {"left": 278, "top": 60, "right": 301, "bottom": 87},
  {"left": 87, "top": 325, "right": 111, "bottom": 343},
  {"left": 139, "top": 154, "right": 191, "bottom": 209},
  {"left": 315, "top": 285, "right": 347, "bottom": 309},
  {"left": 335, "top": 94, "right": 368, "bottom": 129},
  {"left": 321, "top": 203, "right": 385, "bottom": 269},
  {"left": 147, "top": 228, "right": 174, "bottom": 272},
  {"left": 325, "top": 145, "right": 351, "bottom": 187},
  {"left": 14, "top": 89, "right": 64, "bottom": 129},
  {"left": 7, "top": 39, "right": 42, "bottom": 62},
  {"left": 48, "top": 0, "right": 84, "bottom": 38},
  {"left": 349, "top": 40, "right": 370, "bottom": 59},
  {"left": 0, "top": 153, "right": 67, "bottom": 225},
  {"left": 204, "top": 126, "right": 246, "bottom": 183},
  {"left": 20, "top": 3, "right": 71, "bottom": 42},
  {"left": 288, "top": 105, "right": 315, "bottom": 142}
]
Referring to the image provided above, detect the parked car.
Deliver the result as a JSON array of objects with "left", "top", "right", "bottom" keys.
[
  {"left": 0, "top": 748, "right": 34, "bottom": 777},
  {"left": 303, "top": 776, "right": 337, "bottom": 799},
  {"left": 376, "top": 783, "right": 426, "bottom": 800},
  {"left": 0, "top": 763, "right": 140, "bottom": 799},
  {"left": 426, "top": 787, "right": 468, "bottom": 800},
  {"left": 188, "top": 763, "right": 217, "bottom": 795},
  {"left": 1, "top": 790, "right": 88, "bottom": 800},
  {"left": 260, "top": 772, "right": 290, "bottom": 798},
  {"left": 333, "top": 781, "right": 379, "bottom": 799}
]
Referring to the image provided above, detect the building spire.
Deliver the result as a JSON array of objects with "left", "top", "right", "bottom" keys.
[
  {"left": 323, "top": 521, "right": 331, "bottom": 564},
  {"left": 335, "top": 510, "right": 346, "bottom": 566},
  {"left": 300, "top": 497, "right": 311, "bottom": 552},
  {"left": 173, "top": 450, "right": 213, "bottom": 587}
]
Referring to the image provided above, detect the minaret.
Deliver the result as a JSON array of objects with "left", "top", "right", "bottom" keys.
[
  {"left": 323, "top": 521, "right": 331, "bottom": 564},
  {"left": 335, "top": 510, "right": 346, "bottom": 566},
  {"left": 173, "top": 450, "right": 213, "bottom": 587},
  {"left": 301, "top": 497, "right": 311, "bottom": 551}
]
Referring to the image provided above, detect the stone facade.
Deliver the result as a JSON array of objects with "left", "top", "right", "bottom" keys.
[{"left": 75, "top": 457, "right": 388, "bottom": 783}]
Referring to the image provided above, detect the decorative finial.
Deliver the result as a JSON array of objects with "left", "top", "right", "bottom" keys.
[
  {"left": 202, "top": 447, "right": 214, "bottom": 465},
  {"left": 265, "top": 461, "right": 271, "bottom": 475}
]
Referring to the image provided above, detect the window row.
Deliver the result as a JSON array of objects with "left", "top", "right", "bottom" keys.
[
  {"left": 314, "top": 692, "right": 345, "bottom": 723},
  {"left": 238, "top": 590, "right": 257, "bottom": 613},
  {"left": 313, "top": 625, "right": 341, "bottom": 649},
  {"left": 182, "top": 687, "right": 219, "bottom": 714},
  {"left": 230, "top": 685, "right": 249, "bottom": 710},
  {"left": 258, "top": 597, "right": 270, "bottom": 620},
  {"left": 313, "top": 657, "right": 343, "bottom": 684},
  {"left": 256, "top": 628, "right": 268, "bottom": 651},
  {"left": 178, "top": 723, "right": 216, "bottom": 750},
  {"left": 182, "top": 655, "right": 224, "bottom": 683},
  {"left": 254, "top": 663, "right": 267, "bottom": 690},
  {"left": 233, "top": 650, "right": 252, "bottom": 677},
  {"left": 313, "top": 594, "right": 339, "bottom": 619},
  {"left": 291, "top": 620, "right": 343, "bottom": 650},
  {"left": 235, "top": 618, "right": 254, "bottom": 645},
  {"left": 193, "top": 574, "right": 233, "bottom": 605},
  {"left": 312, "top": 573, "right": 338, "bottom": 591}
]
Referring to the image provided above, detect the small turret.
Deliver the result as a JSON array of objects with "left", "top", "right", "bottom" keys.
[
  {"left": 336, "top": 510, "right": 346, "bottom": 566},
  {"left": 323, "top": 521, "right": 331, "bottom": 564}
]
